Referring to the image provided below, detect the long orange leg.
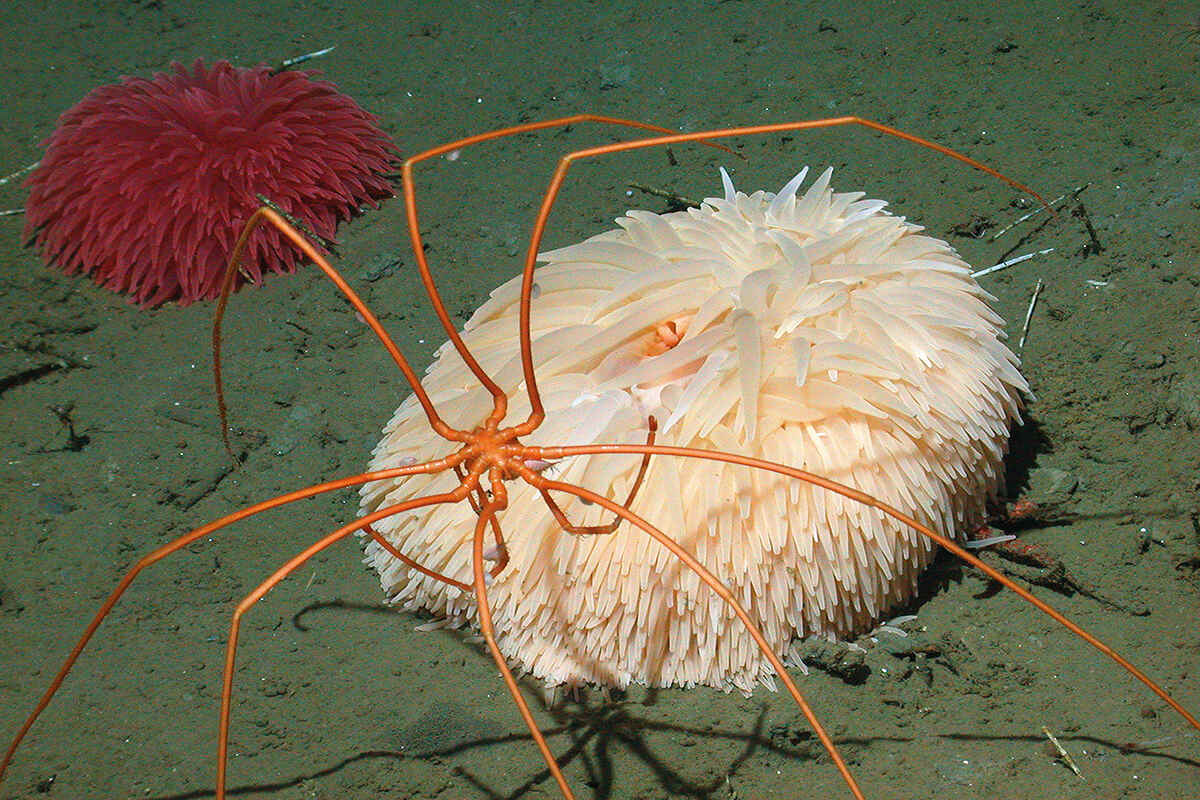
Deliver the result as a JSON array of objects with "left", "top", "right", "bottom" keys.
[
  {"left": 214, "top": 208, "right": 535, "bottom": 580},
  {"left": 521, "top": 467, "right": 866, "bottom": 799},
  {"left": 465, "top": 119, "right": 1177, "bottom": 795},
  {"left": 213, "top": 206, "right": 466, "bottom": 456},
  {"left": 537, "top": 416, "right": 657, "bottom": 535},
  {"left": 383, "top": 114, "right": 1047, "bottom": 468},
  {"left": 399, "top": 114, "right": 734, "bottom": 429},
  {"left": 0, "top": 458, "right": 466, "bottom": 782},
  {"left": 469, "top": 478, "right": 578, "bottom": 798},
  {"left": 210, "top": 206, "right": 569, "bottom": 794},
  {"left": 213, "top": 117, "right": 726, "bottom": 453},
  {"left": 523, "top": 441, "right": 1200, "bottom": 736},
  {"left": 215, "top": 490, "right": 467, "bottom": 798},
  {"left": 510, "top": 117, "right": 1051, "bottom": 435},
  {"left": 209, "top": 479, "right": 577, "bottom": 799}
]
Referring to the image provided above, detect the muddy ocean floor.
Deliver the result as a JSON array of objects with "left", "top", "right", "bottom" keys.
[{"left": 2, "top": 2, "right": 1199, "bottom": 798}]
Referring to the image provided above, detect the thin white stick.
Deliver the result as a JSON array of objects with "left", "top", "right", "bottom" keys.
[
  {"left": 1041, "top": 726, "right": 1084, "bottom": 779},
  {"left": 279, "top": 46, "right": 336, "bottom": 70},
  {"left": 991, "top": 184, "right": 1089, "bottom": 240},
  {"left": 972, "top": 248, "right": 1055, "bottom": 278},
  {"left": 0, "top": 161, "right": 37, "bottom": 187},
  {"left": 964, "top": 533, "right": 1017, "bottom": 549},
  {"left": 1018, "top": 279, "right": 1043, "bottom": 353},
  {"left": 991, "top": 192, "right": 1067, "bottom": 240},
  {"left": 0, "top": 208, "right": 24, "bottom": 217}
]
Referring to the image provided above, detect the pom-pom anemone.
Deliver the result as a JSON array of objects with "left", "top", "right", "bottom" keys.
[
  {"left": 359, "top": 167, "right": 1026, "bottom": 692},
  {"left": 24, "top": 59, "right": 395, "bottom": 306}
]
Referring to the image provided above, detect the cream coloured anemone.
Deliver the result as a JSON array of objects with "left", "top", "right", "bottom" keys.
[{"left": 359, "top": 166, "right": 1026, "bottom": 693}]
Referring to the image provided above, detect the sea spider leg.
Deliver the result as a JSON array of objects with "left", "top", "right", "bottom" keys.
[
  {"left": 208, "top": 209, "right": 583, "bottom": 789},
  {"left": 211, "top": 118, "right": 724, "bottom": 522},
  {"left": 213, "top": 117, "right": 732, "bottom": 453},
  {"left": 213, "top": 489, "right": 468, "bottom": 798},
  {"left": 361, "top": 520, "right": 472, "bottom": 592},
  {"left": 0, "top": 460, "right": 459, "bottom": 784},
  {"left": 471, "top": 478, "right": 577, "bottom": 798},
  {"left": 524, "top": 441, "right": 1200, "bottom": 737},
  {"left": 213, "top": 208, "right": 528, "bottom": 577},
  {"left": 535, "top": 416, "right": 657, "bottom": 536},
  {"left": 399, "top": 114, "right": 735, "bottom": 429},
  {"left": 213, "top": 205, "right": 465, "bottom": 459},
  {"left": 517, "top": 468, "right": 866, "bottom": 799},
  {"left": 510, "top": 116, "right": 1052, "bottom": 435}
]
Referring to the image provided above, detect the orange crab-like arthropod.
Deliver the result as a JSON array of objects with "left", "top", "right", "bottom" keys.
[{"left": 3, "top": 116, "right": 1197, "bottom": 799}]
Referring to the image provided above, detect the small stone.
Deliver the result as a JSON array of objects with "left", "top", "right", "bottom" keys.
[
  {"left": 1165, "top": 375, "right": 1200, "bottom": 430},
  {"left": 1134, "top": 351, "right": 1166, "bottom": 369},
  {"left": 38, "top": 493, "right": 77, "bottom": 515},
  {"left": 598, "top": 61, "right": 633, "bottom": 90},
  {"left": 1027, "top": 466, "right": 1078, "bottom": 505}
]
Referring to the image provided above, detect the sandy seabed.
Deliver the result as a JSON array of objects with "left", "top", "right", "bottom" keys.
[{"left": 1, "top": 2, "right": 1199, "bottom": 798}]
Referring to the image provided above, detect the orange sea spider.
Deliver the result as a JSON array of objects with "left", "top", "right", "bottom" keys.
[{"left": 2, "top": 116, "right": 1197, "bottom": 799}]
